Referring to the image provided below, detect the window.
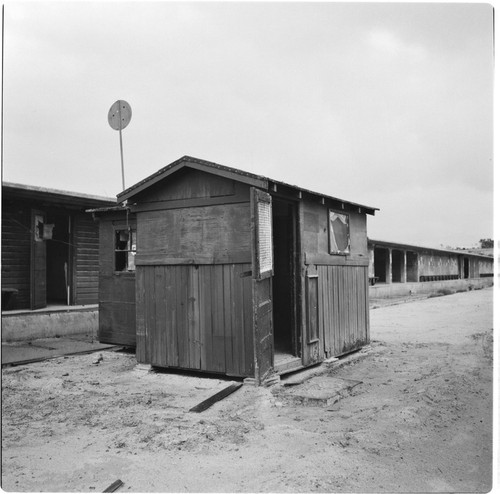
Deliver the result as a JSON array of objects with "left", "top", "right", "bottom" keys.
[
  {"left": 254, "top": 190, "right": 273, "bottom": 279},
  {"left": 115, "top": 228, "right": 136, "bottom": 272},
  {"left": 329, "top": 211, "right": 350, "bottom": 255}
]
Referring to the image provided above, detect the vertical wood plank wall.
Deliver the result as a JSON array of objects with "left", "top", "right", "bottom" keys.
[
  {"left": 317, "top": 265, "right": 369, "bottom": 358},
  {"left": 133, "top": 173, "right": 255, "bottom": 377},
  {"left": 73, "top": 214, "right": 100, "bottom": 305},
  {"left": 1, "top": 205, "right": 31, "bottom": 309},
  {"left": 301, "top": 200, "right": 370, "bottom": 365},
  {"left": 98, "top": 217, "right": 136, "bottom": 346},
  {"left": 136, "top": 263, "right": 254, "bottom": 376}
]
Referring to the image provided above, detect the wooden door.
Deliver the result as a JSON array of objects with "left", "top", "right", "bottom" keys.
[
  {"left": 251, "top": 188, "right": 274, "bottom": 383},
  {"left": 31, "top": 209, "right": 47, "bottom": 309},
  {"left": 303, "top": 272, "right": 322, "bottom": 365}
]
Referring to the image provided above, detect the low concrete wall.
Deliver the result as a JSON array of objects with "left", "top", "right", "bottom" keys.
[
  {"left": 1, "top": 306, "right": 98, "bottom": 342},
  {"left": 369, "top": 277, "right": 493, "bottom": 300}
]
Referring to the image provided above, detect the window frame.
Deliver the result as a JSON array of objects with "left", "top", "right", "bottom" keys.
[
  {"left": 328, "top": 210, "right": 350, "bottom": 256},
  {"left": 114, "top": 227, "right": 137, "bottom": 273}
]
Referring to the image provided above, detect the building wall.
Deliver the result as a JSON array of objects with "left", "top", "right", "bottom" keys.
[
  {"left": 136, "top": 263, "right": 254, "bottom": 376},
  {"left": 370, "top": 277, "right": 493, "bottom": 299},
  {"left": 98, "top": 214, "right": 136, "bottom": 346},
  {"left": 133, "top": 173, "right": 255, "bottom": 375},
  {"left": 418, "top": 252, "right": 459, "bottom": 277},
  {"left": 73, "top": 214, "right": 100, "bottom": 305},
  {"left": 1, "top": 203, "right": 31, "bottom": 309},
  {"left": 301, "top": 201, "right": 370, "bottom": 363}
]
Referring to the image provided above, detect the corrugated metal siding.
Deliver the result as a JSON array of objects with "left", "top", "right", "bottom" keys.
[
  {"left": 1, "top": 206, "right": 31, "bottom": 309},
  {"left": 136, "top": 263, "right": 254, "bottom": 377},
  {"left": 73, "top": 214, "right": 100, "bottom": 305},
  {"left": 317, "top": 264, "right": 369, "bottom": 357}
]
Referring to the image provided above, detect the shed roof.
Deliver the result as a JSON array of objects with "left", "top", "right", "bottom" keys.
[
  {"left": 368, "top": 238, "right": 494, "bottom": 259},
  {"left": 2, "top": 182, "right": 115, "bottom": 210},
  {"left": 117, "top": 156, "right": 378, "bottom": 215}
]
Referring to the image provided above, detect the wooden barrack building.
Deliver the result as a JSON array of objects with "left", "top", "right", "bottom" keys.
[{"left": 2, "top": 183, "right": 114, "bottom": 311}]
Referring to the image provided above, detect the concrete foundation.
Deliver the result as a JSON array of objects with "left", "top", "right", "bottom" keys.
[
  {"left": 369, "top": 277, "right": 493, "bottom": 300},
  {"left": 1, "top": 305, "right": 98, "bottom": 342}
]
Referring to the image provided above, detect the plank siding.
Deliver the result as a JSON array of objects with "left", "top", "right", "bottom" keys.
[
  {"left": 74, "top": 214, "right": 100, "bottom": 305},
  {"left": 142, "top": 263, "right": 253, "bottom": 377},
  {"left": 1, "top": 205, "right": 31, "bottom": 309},
  {"left": 136, "top": 203, "right": 251, "bottom": 265},
  {"left": 98, "top": 218, "right": 136, "bottom": 347},
  {"left": 317, "top": 264, "right": 369, "bottom": 358}
]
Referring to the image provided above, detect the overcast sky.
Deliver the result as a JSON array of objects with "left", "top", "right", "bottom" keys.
[{"left": 2, "top": 2, "right": 494, "bottom": 248}]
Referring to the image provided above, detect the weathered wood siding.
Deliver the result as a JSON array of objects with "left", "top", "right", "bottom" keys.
[
  {"left": 98, "top": 217, "right": 136, "bottom": 346},
  {"left": 301, "top": 201, "right": 370, "bottom": 363},
  {"left": 73, "top": 214, "right": 100, "bottom": 305},
  {"left": 1, "top": 204, "right": 31, "bottom": 309},
  {"left": 136, "top": 264, "right": 254, "bottom": 376},
  {"left": 317, "top": 265, "right": 369, "bottom": 356},
  {"left": 135, "top": 203, "right": 251, "bottom": 265},
  {"left": 134, "top": 171, "right": 255, "bottom": 375}
]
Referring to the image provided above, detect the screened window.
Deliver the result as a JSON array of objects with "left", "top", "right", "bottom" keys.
[
  {"left": 257, "top": 200, "right": 273, "bottom": 276},
  {"left": 115, "top": 229, "right": 137, "bottom": 272},
  {"left": 329, "top": 211, "right": 350, "bottom": 255}
]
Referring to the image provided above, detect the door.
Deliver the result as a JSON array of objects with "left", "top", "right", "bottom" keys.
[
  {"left": 251, "top": 188, "right": 274, "bottom": 383},
  {"left": 31, "top": 209, "right": 47, "bottom": 309}
]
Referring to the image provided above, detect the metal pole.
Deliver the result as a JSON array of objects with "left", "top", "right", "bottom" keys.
[
  {"left": 118, "top": 101, "right": 126, "bottom": 190},
  {"left": 119, "top": 127, "right": 125, "bottom": 190}
]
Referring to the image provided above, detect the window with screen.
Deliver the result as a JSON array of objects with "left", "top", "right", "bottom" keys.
[
  {"left": 329, "top": 211, "right": 350, "bottom": 255},
  {"left": 115, "top": 228, "right": 137, "bottom": 272},
  {"left": 254, "top": 190, "right": 273, "bottom": 279}
]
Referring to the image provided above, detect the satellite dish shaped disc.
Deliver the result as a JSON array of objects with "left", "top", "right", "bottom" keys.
[{"left": 108, "top": 100, "right": 132, "bottom": 131}]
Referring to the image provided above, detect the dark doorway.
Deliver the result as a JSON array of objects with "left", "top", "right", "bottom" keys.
[
  {"left": 392, "top": 249, "right": 404, "bottom": 282},
  {"left": 46, "top": 213, "right": 71, "bottom": 305},
  {"left": 272, "top": 198, "right": 298, "bottom": 358},
  {"left": 374, "top": 247, "right": 388, "bottom": 282},
  {"left": 464, "top": 257, "right": 470, "bottom": 279}
]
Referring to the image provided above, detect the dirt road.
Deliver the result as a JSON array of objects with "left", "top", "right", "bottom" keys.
[{"left": 1, "top": 287, "right": 494, "bottom": 492}]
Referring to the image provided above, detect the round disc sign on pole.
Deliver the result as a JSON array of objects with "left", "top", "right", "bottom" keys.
[
  {"left": 108, "top": 100, "right": 132, "bottom": 130},
  {"left": 108, "top": 100, "right": 132, "bottom": 191}
]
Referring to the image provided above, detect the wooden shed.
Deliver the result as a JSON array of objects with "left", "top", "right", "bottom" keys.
[
  {"left": 2, "top": 183, "right": 114, "bottom": 311},
  {"left": 97, "top": 156, "right": 378, "bottom": 383}
]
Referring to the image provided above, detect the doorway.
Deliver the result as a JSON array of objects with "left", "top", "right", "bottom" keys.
[
  {"left": 271, "top": 197, "right": 299, "bottom": 361},
  {"left": 46, "top": 213, "right": 72, "bottom": 305},
  {"left": 464, "top": 257, "right": 470, "bottom": 279}
]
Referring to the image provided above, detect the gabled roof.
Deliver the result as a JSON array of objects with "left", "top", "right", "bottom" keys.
[{"left": 117, "top": 156, "right": 378, "bottom": 215}]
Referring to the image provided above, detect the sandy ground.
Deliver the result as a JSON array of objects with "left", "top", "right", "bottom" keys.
[{"left": 1, "top": 287, "right": 494, "bottom": 493}]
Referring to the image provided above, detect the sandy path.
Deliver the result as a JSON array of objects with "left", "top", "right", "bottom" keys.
[{"left": 1, "top": 287, "right": 493, "bottom": 492}]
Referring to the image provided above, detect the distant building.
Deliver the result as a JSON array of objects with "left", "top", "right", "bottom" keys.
[{"left": 368, "top": 239, "right": 494, "bottom": 298}]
